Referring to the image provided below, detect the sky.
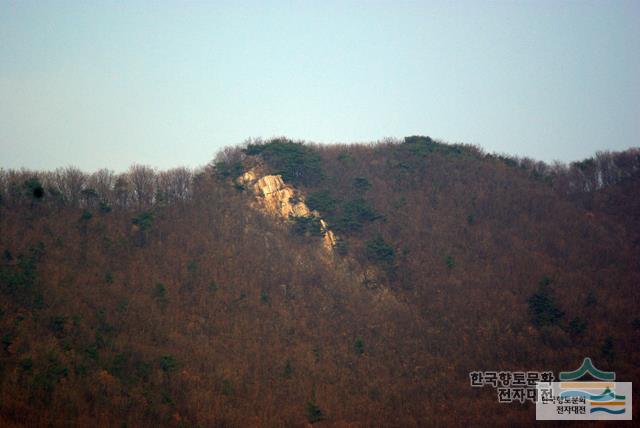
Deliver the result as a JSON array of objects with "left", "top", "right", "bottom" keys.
[{"left": 1, "top": 0, "right": 639, "bottom": 172}]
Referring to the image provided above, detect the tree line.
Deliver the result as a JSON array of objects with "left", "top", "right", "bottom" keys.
[{"left": 2, "top": 139, "right": 637, "bottom": 214}]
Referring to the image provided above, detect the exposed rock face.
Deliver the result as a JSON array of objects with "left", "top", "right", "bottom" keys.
[
  {"left": 319, "top": 219, "right": 337, "bottom": 248},
  {"left": 236, "top": 165, "right": 388, "bottom": 289},
  {"left": 238, "top": 168, "right": 337, "bottom": 251},
  {"left": 254, "top": 175, "right": 311, "bottom": 218}
]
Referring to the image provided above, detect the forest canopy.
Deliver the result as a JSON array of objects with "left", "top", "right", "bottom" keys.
[{"left": 1, "top": 137, "right": 639, "bottom": 426}]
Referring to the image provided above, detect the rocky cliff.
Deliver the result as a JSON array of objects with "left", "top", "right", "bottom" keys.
[{"left": 237, "top": 168, "right": 337, "bottom": 251}]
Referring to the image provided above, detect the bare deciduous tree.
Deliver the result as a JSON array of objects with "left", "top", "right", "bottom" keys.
[
  {"left": 53, "top": 166, "right": 87, "bottom": 206},
  {"left": 128, "top": 164, "right": 157, "bottom": 208},
  {"left": 114, "top": 173, "right": 132, "bottom": 209},
  {"left": 87, "top": 169, "right": 116, "bottom": 203},
  {"left": 157, "top": 167, "right": 193, "bottom": 204}
]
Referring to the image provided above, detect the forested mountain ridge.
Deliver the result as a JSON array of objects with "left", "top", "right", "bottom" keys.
[{"left": 1, "top": 137, "right": 639, "bottom": 427}]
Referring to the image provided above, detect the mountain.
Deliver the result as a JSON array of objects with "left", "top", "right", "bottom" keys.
[{"left": 1, "top": 137, "right": 639, "bottom": 427}]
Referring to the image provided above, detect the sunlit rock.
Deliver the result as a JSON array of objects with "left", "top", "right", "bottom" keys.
[{"left": 237, "top": 168, "right": 337, "bottom": 252}]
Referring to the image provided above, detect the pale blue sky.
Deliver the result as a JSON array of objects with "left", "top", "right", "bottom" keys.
[{"left": 1, "top": 0, "right": 639, "bottom": 171}]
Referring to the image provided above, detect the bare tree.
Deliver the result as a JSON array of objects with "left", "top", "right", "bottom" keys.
[
  {"left": 128, "top": 164, "right": 157, "bottom": 208},
  {"left": 157, "top": 167, "right": 193, "bottom": 203},
  {"left": 213, "top": 144, "right": 247, "bottom": 166},
  {"left": 0, "top": 169, "right": 6, "bottom": 202},
  {"left": 52, "top": 166, "right": 87, "bottom": 206},
  {"left": 87, "top": 169, "right": 116, "bottom": 203},
  {"left": 114, "top": 173, "right": 132, "bottom": 209}
]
